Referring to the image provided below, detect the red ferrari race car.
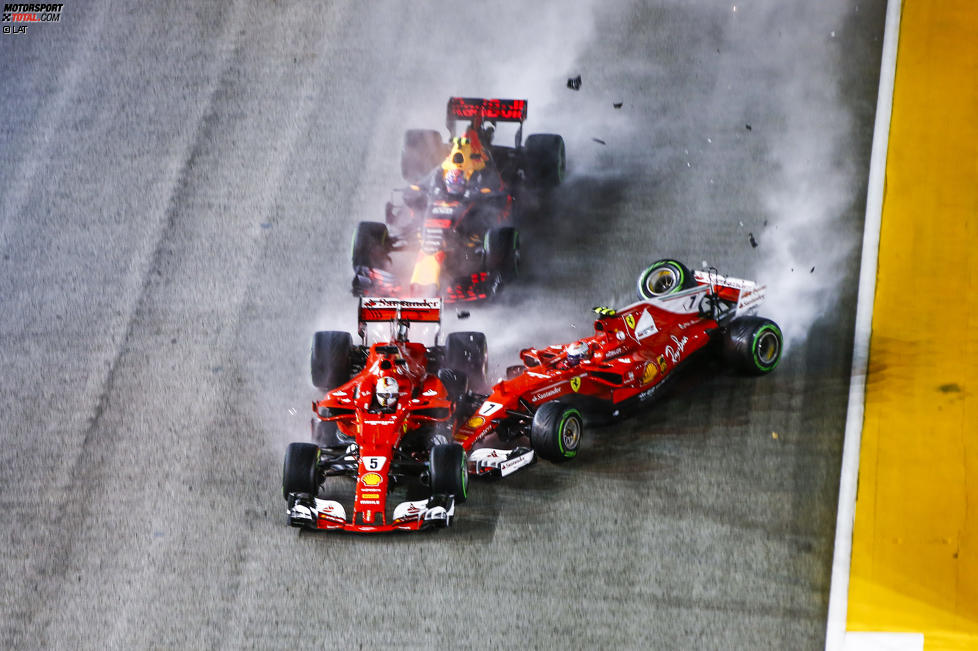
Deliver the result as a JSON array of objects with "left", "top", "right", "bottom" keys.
[
  {"left": 282, "top": 297, "right": 491, "bottom": 533},
  {"left": 351, "top": 97, "right": 566, "bottom": 303},
  {"left": 454, "top": 259, "right": 783, "bottom": 473}
]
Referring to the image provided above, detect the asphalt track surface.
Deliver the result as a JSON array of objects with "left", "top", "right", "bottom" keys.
[{"left": 0, "top": 2, "right": 886, "bottom": 648}]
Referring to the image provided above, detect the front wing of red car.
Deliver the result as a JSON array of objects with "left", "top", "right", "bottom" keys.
[{"left": 286, "top": 495, "right": 455, "bottom": 533}]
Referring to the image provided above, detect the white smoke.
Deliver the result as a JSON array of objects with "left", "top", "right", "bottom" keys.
[{"left": 713, "top": 0, "right": 864, "bottom": 349}]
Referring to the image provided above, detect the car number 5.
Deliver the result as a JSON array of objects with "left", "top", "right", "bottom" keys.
[{"left": 363, "top": 456, "right": 385, "bottom": 471}]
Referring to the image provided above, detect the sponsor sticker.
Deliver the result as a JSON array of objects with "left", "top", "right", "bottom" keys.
[
  {"left": 361, "top": 472, "right": 383, "bottom": 486},
  {"left": 467, "top": 415, "right": 485, "bottom": 428},
  {"left": 570, "top": 376, "right": 582, "bottom": 392},
  {"left": 624, "top": 314, "right": 636, "bottom": 329},
  {"left": 642, "top": 362, "right": 657, "bottom": 384},
  {"left": 664, "top": 334, "right": 689, "bottom": 364},
  {"left": 530, "top": 385, "right": 563, "bottom": 402},
  {"left": 657, "top": 355, "right": 668, "bottom": 373},
  {"left": 634, "top": 309, "right": 658, "bottom": 340}
]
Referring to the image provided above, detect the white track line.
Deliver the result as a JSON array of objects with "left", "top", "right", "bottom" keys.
[{"left": 824, "top": 0, "right": 905, "bottom": 649}]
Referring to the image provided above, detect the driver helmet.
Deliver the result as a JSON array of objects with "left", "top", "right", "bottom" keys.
[
  {"left": 566, "top": 341, "right": 590, "bottom": 367},
  {"left": 376, "top": 376, "right": 399, "bottom": 409},
  {"left": 443, "top": 167, "right": 467, "bottom": 196}
]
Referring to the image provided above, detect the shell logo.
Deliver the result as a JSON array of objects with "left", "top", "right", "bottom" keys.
[
  {"left": 642, "top": 362, "right": 657, "bottom": 384},
  {"left": 361, "top": 472, "right": 383, "bottom": 487},
  {"left": 467, "top": 416, "right": 485, "bottom": 428}
]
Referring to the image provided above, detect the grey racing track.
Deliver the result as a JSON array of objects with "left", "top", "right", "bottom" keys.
[{"left": 0, "top": 1, "right": 886, "bottom": 648}]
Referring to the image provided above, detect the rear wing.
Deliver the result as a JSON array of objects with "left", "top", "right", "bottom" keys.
[
  {"left": 693, "top": 270, "right": 766, "bottom": 313},
  {"left": 358, "top": 297, "right": 442, "bottom": 324},
  {"left": 446, "top": 97, "right": 528, "bottom": 143}
]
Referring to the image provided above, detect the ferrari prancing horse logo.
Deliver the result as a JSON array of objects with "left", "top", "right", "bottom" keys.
[
  {"left": 570, "top": 377, "right": 582, "bottom": 392},
  {"left": 624, "top": 314, "right": 636, "bottom": 329}
]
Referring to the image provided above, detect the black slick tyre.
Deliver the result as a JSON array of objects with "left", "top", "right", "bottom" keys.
[
  {"left": 636, "top": 259, "right": 698, "bottom": 300},
  {"left": 724, "top": 316, "right": 783, "bottom": 375},
  {"left": 429, "top": 443, "right": 468, "bottom": 502},
  {"left": 351, "top": 221, "right": 390, "bottom": 270},
  {"left": 282, "top": 442, "right": 320, "bottom": 499},
  {"left": 310, "top": 331, "right": 352, "bottom": 391},
  {"left": 485, "top": 227, "right": 519, "bottom": 283},
  {"left": 524, "top": 133, "right": 566, "bottom": 187},
  {"left": 445, "top": 331, "right": 488, "bottom": 392},
  {"left": 530, "top": 402, "right": 583, "bottom": 462}
]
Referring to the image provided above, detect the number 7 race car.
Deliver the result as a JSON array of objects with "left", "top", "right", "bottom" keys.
[
  {"left": 282, "top": 297, "right": 490, "bottom": 533},
  {"left": 454, "top": 259, "right": 784, "bottom": 472}
]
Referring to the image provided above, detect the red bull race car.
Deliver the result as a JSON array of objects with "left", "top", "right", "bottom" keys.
[
  {"left": 454, "top": 259, "right": 784, "bottom": 474},
  {"left": 351, "top": 97, "right": 566, "bottom": 303},
  {"left": 282, "top": 297, "right": 490, "bottom": 533}
]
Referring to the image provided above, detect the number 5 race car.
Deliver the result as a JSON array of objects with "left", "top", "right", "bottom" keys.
[
  {"left": 282, "top": 297, "right": 491, "bottom": 533},
  {"left": 454, "top": 259, "right": 784, "bottom": 472},
  {"left": 351, "top": 97, "right": 566, "bottom": 303}
]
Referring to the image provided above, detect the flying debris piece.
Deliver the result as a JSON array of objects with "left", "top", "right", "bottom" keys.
[
  {"left": 613, "top": 102, "right": 623, "bottom": 109},
  {"left": 772, "top": 431, "right": 779, "bottom": 440},
  {"left": 746, "top": 123, "right": 752, "bottom": 131},
  {"left": 567, "top": 75, "right": 582, "bottom": 90},
  {"left": 810, "top": 266, "right": 815, "bottom": 273},
  {"left": 748, "top": 232, "right": 758, "bottom": 248},
  {"left": 592, "top": 138, "right": 606, "bottom": 145}
]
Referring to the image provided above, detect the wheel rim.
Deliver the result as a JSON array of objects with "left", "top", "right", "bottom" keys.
[
  {"left": 755, "top": 329, "right": 781, "bottom": 366},
  {"left": 646, "top": 268, "right": 679, "bottom": 295},
  {"left": 560, "top": 415, "right": 582, "bottom": 454}
]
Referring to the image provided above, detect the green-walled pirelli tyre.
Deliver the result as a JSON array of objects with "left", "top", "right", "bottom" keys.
[
  {"left": 530, "top": 402, "right": 583, "bottom": 462},
  {"left": 724, "top": 316, "right": 783, "bottom": 375},
  {"left": 429, "top": 443, "right": 468, "bottom": 503},
  {"left": 282, "top": 442, "right": 321, "bottom": 499},
  {"left": 485, "top": 227, "right": 519, "bottom": 283},
  {"left": 636, "top": 259, "right": 699, "bottom": 300}
]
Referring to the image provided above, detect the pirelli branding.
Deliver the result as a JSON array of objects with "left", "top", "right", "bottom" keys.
[{"left": 3, "top": 3, "right": 64, "bottom": 35}]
